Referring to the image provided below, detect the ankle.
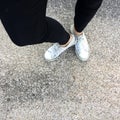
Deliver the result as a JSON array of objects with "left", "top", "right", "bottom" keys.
[
  {"left": 60, "top": 35, "right": 73, "bottom": 47},
  {"left": 74, "top": 27, "right": 83, "bottom": 36}
]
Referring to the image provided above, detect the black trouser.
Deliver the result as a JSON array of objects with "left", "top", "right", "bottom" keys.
[
  {"left": 74, "top": 0, "right": 103, "bottom": 32},
  {"left": 0, "top": 0, "right": 70, "bottom": 46},
  {"left": 0, "top": 0, "right": 102, "bottom": 46}
]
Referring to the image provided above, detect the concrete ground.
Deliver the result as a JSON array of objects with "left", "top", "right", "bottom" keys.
[{"left": 0, "top": 0, "right": 120, "bottom": 120}]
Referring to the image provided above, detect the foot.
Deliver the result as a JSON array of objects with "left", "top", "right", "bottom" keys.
[
  {"left": 44, "top": 35, "right": 76, "bottom": 61},
  {"left": 70, "top": 25, "right": 90, "bottom": 61}
]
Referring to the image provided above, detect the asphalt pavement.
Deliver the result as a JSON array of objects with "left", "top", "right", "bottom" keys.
[{"left": 0, "top": 0, "right": 120, "bottom": 119}]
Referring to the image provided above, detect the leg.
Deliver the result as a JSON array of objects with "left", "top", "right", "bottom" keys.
[
  {"left": 71, "top": 0, "right": 103, "bottom": 61},
  {"left": 45, "top": 17, "right": 70, "bottom": 45},
  {"left": 74, "top": 0, "right": 103, "bottom": 32},
  {"left": 44, "top": 18, "right": 76, "bottom": 61},
  {"left": 1, "top": 0, "right": 70, "bottom": 46},
  {"left": 1, "top": 0, "right": 48, "bottom": 46}
]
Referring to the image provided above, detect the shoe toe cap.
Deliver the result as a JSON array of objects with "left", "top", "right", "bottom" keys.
[
  {"left": 44, "top": 51, "right": 52, "bottom": 60},
  {"left": 80, "top": 52, "right": 89, "bottom": 61}
]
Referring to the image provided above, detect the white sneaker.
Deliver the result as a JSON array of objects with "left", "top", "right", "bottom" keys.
[
  {"left": 44, "top": 35, "right": 76, "bottom": 61},
  {"left": 70, "top": 25, "right": 90, "bottom": 61}
]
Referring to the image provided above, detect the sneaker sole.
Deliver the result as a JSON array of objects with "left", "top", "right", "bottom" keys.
[{"left": 44, "top": 56, "right": 58, "bottom": 62}]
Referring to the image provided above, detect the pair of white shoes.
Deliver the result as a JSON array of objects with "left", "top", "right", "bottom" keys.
[{"left": 44, "top": 25, "right": 90, "bottom": 61}]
